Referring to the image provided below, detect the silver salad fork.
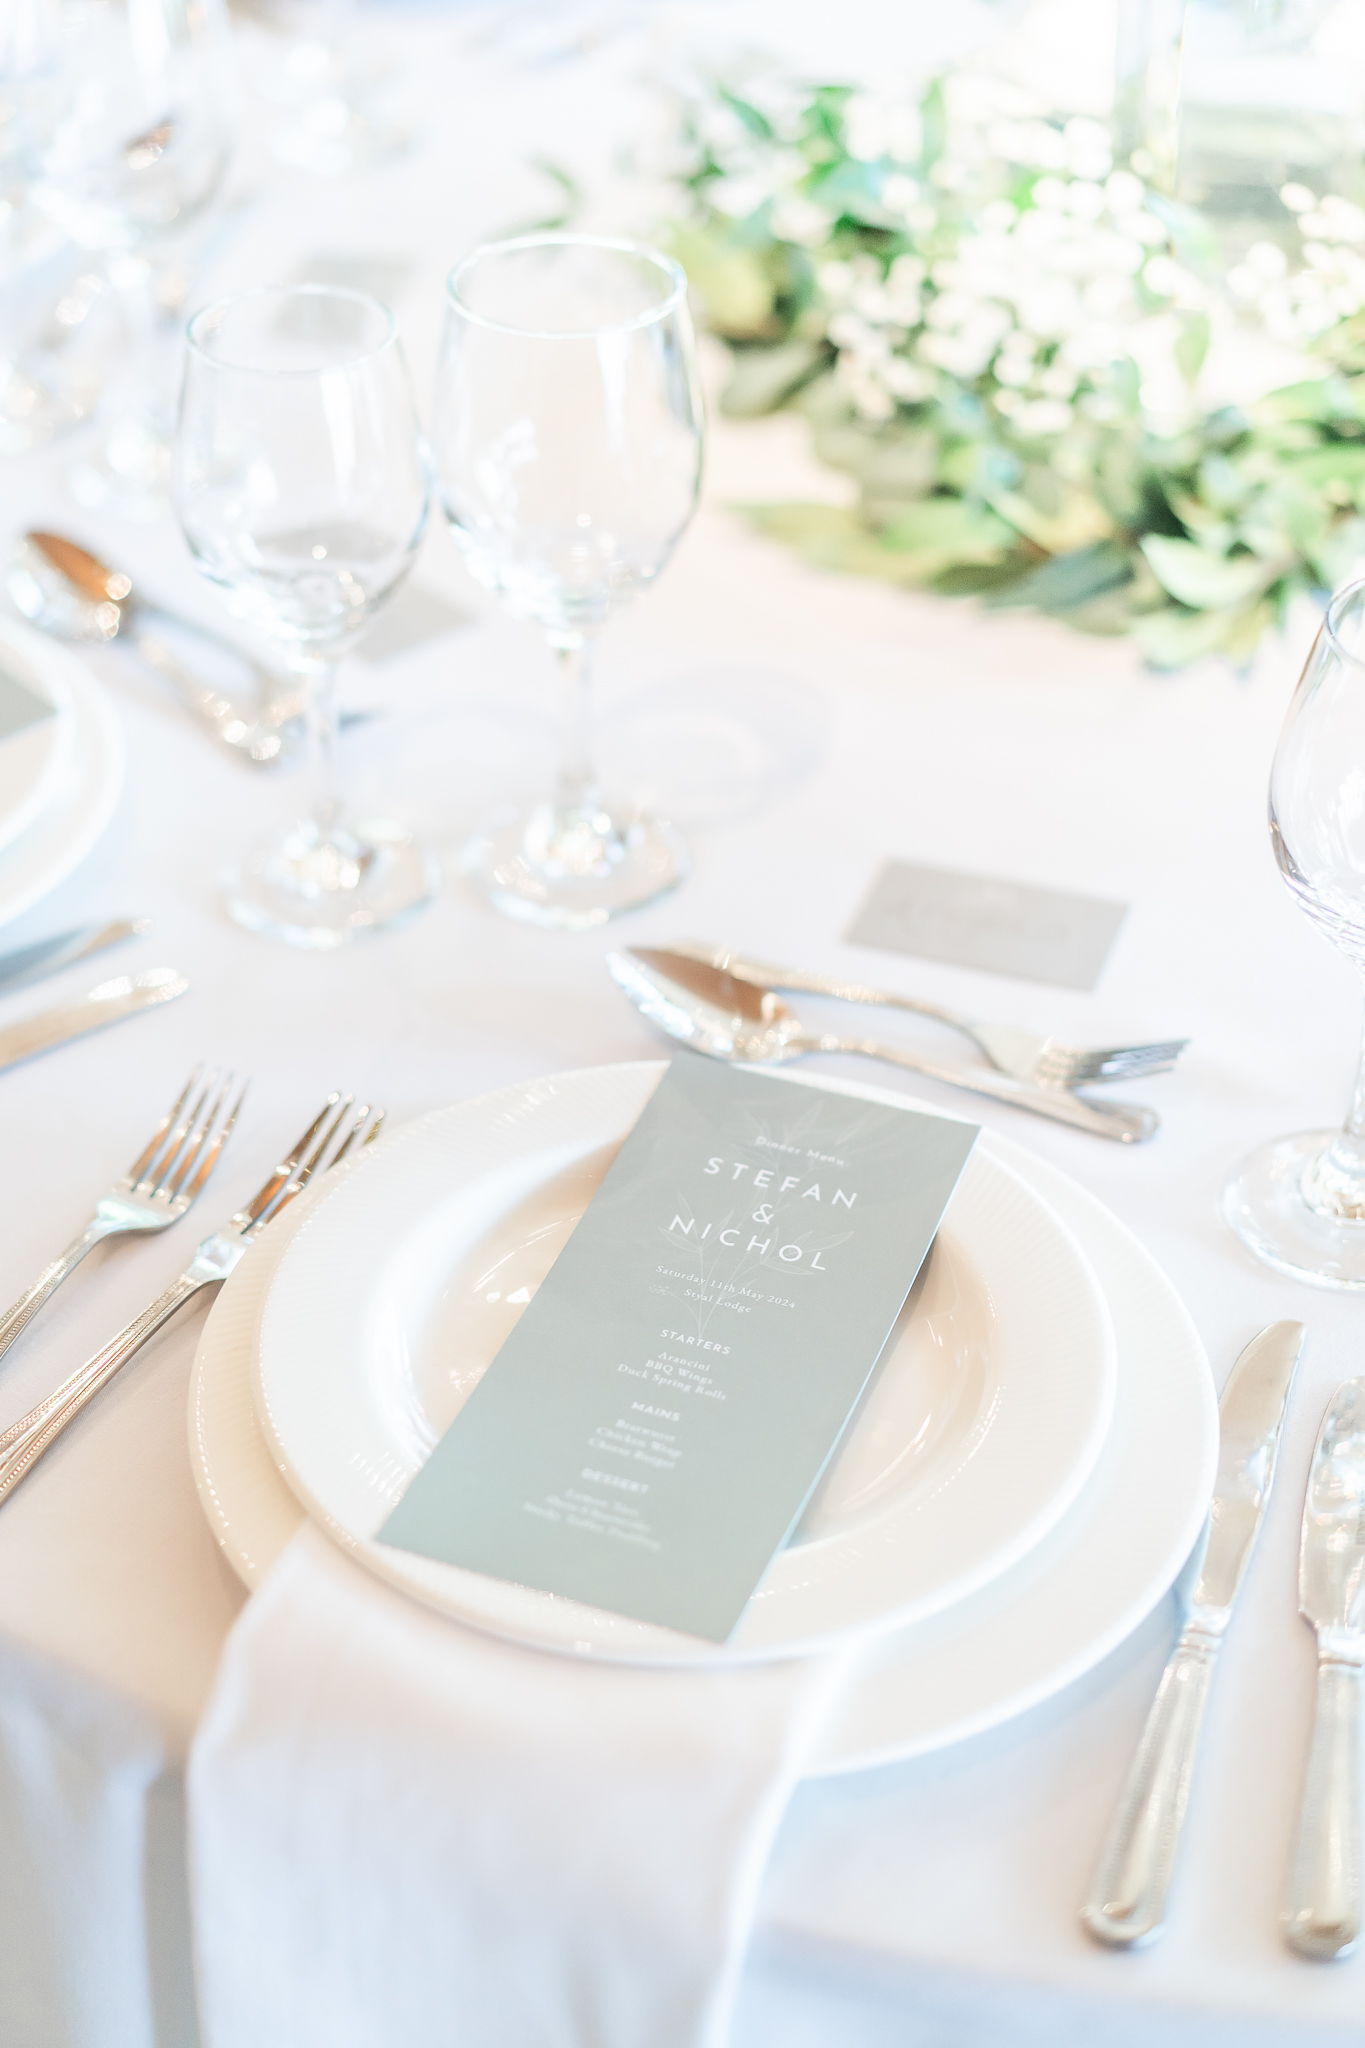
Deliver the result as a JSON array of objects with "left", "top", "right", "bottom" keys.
[
  {"left": 0, "top": 1067, "right": 244, "bottom": 1367},
  {"left": 0, "top": 1094, "right": 384, "bottom": 1506}
]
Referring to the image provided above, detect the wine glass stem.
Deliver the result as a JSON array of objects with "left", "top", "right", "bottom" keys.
[
  {"left": 1329, "top": 988, "right": 1365, "bottom": 1181},
  {"left": 302, "top": 655, "right": 343, "bottom": 834},
  {"left": 552, "top": 635, "right": 601, "bottom": 824}
]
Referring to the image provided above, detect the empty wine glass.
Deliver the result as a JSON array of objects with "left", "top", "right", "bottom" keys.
[
  {"left": 173, "top": 284, "right": 434, "bottom": 948},
  {"left": 1224, "top": 577, "right": 1365, "bottom": 1286},
  {"left": 431, "top": 233, "right": 704, "bottom": 929},
  {"left": 24, "top": 0, "right": 235, "bottom": 517}
]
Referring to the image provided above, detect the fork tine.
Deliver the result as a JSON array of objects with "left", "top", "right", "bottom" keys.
[
  {"left": 240, "top": 1094, "right": 341, "bottom": 1227},
  {"left": 251, "top": 1095, "right": 353, "bottom": 1235},
  {"left": 139, "top": 1069, "right": 215, "bottom": 1197},
  {"left": 183, "top": 1073, "right": 249, "bottom": 1196},
  {"left": 326, "top": 1100, "right": 375, "bottom": 1172},
  {"left": 163, "top": 1071, "right": 230, "bottom": 1200},
  {"left": 125, "top": 1065, "right": 202, "bottom": 1190},
  {"left": 180, "top": 1076, "right": 249, "bottom": 1204}
]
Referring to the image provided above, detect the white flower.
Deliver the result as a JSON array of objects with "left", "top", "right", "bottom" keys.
[
  {"left": 771, "top": 196, "right": 833, "bottom": 246},
  {"left": 1063, "top": 117, "right": 1112, "bottom": 179},
  {"left": 880, "top": 173, "right": 920, "bottom": 214},
  {"left": 1245, "top": 241, "right": 1288, "bottom": 280},
  {"left": 1281, "top": 182, "right": 1315, "bottom": 213},
  {"left": 1012, "top": 397, "right": 1073, "bottom": 436},
  {"left": 880, "top": 356, "right": 933, "bottom": 401}
]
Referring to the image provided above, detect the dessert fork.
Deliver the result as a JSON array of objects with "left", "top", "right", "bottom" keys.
[
  {"left": 0, "top": 1093, "right": 384, "bottom": 1507},
  {"left": 0, "top": 1067, "right": 244, "bottom": 1368},
  {"left": 665, "top": 942, "right": 1188, "bottom": 1092}
]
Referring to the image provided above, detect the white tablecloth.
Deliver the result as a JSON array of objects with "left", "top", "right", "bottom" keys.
[{"left": 2, "top": 4, "right": 1364, "bottom": 2042}]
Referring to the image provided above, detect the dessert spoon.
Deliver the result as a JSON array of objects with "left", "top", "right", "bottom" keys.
[
  {"left": 608, "top": 948, "right": 1159, "bottom": 1143},
  {"left": 6, "top": 530, "right": 303, "bottom": 765}
]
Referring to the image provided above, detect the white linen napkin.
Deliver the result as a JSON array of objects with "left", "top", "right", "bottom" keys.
[{"left": 188, "top": 1524, "right": 853, "bottom": 2048}]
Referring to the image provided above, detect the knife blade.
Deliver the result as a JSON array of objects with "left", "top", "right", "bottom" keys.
[
  {"left": 0, "top": 917, "right": 150, "bottom": 998},
  {"left": 0, "top": 969, "right": 188, "bottom": 1073},
  {"left": 1281, "top": 1379, "right": 1365, "bottom": 1959},
  {"left": 1080, "top": 1319, "right": 1306, "bottom": 1948}
]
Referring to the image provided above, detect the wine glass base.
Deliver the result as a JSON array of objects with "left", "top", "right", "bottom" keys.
[
  {"left": 463, "top": 805, "right": 688, "bottom": 930},
  {"left": 1222, "top": 1128, "right": 1365, "bottom": 1289},
  {"left": 225, "top": 814, "right": 436, "bottom": 949}
]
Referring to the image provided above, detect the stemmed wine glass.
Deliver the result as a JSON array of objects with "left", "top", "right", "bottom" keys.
[
  {"left": 1224, "top": 577, "right": 1365, "bottom": 1286},
  {"left": 173, "top": 283, "right": 434, "bottom": 948},
  {"left": 25, "top": 0, "right": 235, "bottom": 517},
  {"left": 431, "top": 233, "right": 704, "bottom": 929}
]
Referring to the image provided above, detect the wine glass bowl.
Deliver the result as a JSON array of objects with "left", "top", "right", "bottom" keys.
[
  {"left": 23, "top": 0, "right": 236, "bottom": 516},
  {"left": 174, "top": 283, "right": 434, "bottom": 948},
  {"left": 1225, "top": 578, "right": 1365, "bottom": 1280},
  {"left": 431, "top": 233, "right": 704, "bottom": 928}
]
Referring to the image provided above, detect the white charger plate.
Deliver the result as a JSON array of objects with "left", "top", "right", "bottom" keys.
[
  {"left": 189, "top": 1068, "right": 1217, "bottom": 1771},
  {"left": 249, "top": 1063, "right": 1116, "bottom": 1665},
  {"left": 0, "top": 619, "right": 124, "bottom": 930},
  {"left": 0, "top": 615, "right": 75, "bottom": 858}
]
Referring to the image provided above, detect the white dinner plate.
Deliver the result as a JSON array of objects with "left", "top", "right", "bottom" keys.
[
  {"left": 189, "top": 1068, "right": 1218, "bottom": 1770},
  {"left": 0, "top": 616, "right": 74, "bottom": 858},
  {"left": 0, "top": 619, "right": 124, "bottom": 930},
  {"left": 250, "top": 1063, "right": 1115, "bottom": 1665}
]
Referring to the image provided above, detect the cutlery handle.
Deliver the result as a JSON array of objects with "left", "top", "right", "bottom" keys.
[
  {"left": 0, "top": 1270, "right": 206, "bottom": 1503},
  {"left": 733, "top": 958, "right": 969, "bottom": 1036},
  {"left": 818, "top": 1035, "right": 1157, "bottom": 1143},
  {"left": 1080, "top": 1620, "right": 1223, "bottom": 1946},
  {"left": 1282, "top": 1651, "right": 1364, "bottom": 1959},
  {"left": 0, "top": 1224, "right": 112, "bottom": 1366}
]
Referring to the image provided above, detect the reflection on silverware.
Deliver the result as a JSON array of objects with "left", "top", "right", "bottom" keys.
[
  {"left": 1281, "top": 1378, "right": 1365, "bottom": 1960},
  {"left": 0, "top": 1094, "right": 383, "bottom": 1504},
  {"left": 0, "top": 967, "right": 187, "bottom": 1075},
  {"left": 0, "top": 1064, "right": 241, "bottom": 1368},
  {"left": 0, "top": 916, "right": 149, "bottom": 997},
  {"left": 1081, "top": 1320, "right": 1305, "bottom": 1949},
  {"left": 607, "top": 947, "right": 1158, "bottom": 1144},
  {"left": 6, "top": 531, "right": 305, "bottom": 765},
  {"left": 661, "top": 939, "right": 1189, "bottom": 1092}
]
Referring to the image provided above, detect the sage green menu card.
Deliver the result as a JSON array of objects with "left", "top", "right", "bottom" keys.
[{"left": 379, "top": 1060, "right": 978, "bottom": 1642}]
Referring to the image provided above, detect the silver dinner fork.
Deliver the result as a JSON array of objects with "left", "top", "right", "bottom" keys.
[
  {"left": 0, "top": 1093, "right": 384, "bottom": 1507},
  {"left": 666, "top": 942, "right": 1189, "bottom": 1093},
  {"left": 0, "top": 1067, "right": 244, "bottom": 1368}
]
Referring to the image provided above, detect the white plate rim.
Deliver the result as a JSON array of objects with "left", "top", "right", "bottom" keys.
[
  {"left": 0, "top": 618, "right": 124, "bottom": 931},
  {"left": 0, "top": 617, "right": 75, "bottom": 858},
  {"left": 188, "top": 1065, "right": 1217, "bottom": 1772},
  {"left": 250, "top": 1063, "right": 1117, "bottom": 1665}
]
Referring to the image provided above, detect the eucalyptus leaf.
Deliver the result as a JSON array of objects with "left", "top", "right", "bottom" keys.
[
  {"left": 1139, "top": 535, "right": 1274, "bottom": 609},
  {"left": 720, "top": 341, "right": 829, "bottom": 418},
  {"left": 985, "top": 539, "right": 1135, "bottom": 613}
]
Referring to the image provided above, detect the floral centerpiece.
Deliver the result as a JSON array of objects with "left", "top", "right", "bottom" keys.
[{"left": 662, "top": 74, "right": 1365, "bottom": 666}]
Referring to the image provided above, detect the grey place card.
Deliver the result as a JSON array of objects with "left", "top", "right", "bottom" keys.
[
  {"left": 0, "top": 662, "right": 55, "bottom": 746},
  {"left": 380, "top": 1058, "right": 978, "bottom": 1643},
  {"left": 846, "top": 859, "right": 1128, "bottom": 992}
]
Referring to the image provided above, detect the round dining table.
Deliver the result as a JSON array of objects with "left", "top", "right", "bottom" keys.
[{"left": 1, "top": 2, "right": 1363, "bottom": 2042}]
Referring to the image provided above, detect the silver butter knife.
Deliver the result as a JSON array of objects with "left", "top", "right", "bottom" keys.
[
  {"left": 0, "top": 917, "right": 149, "bottom": 998},
  {"left": 0, "top": 969, "right": 187, "bottom": 1073},
  {"left": 1282, "top": 1378, "right": 1365, "bottom": 1960},
  {"left": 1081, "top": 1319, "right": 1306, "bottom": 1948}
]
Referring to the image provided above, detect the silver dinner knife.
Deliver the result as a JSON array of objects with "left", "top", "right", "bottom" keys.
[
  {"left": 1080, "top": 1318, "right": 1306, "bottom": 1948},
  {"left": 1281, "top": 1379, "right": 1365, "bottom": 1960},
  {"left": 0, "top": 969, "right": 188, "bottom": 1072},
  {"left": 0, "top": 917, "right": 149, "bottom": 998}
]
